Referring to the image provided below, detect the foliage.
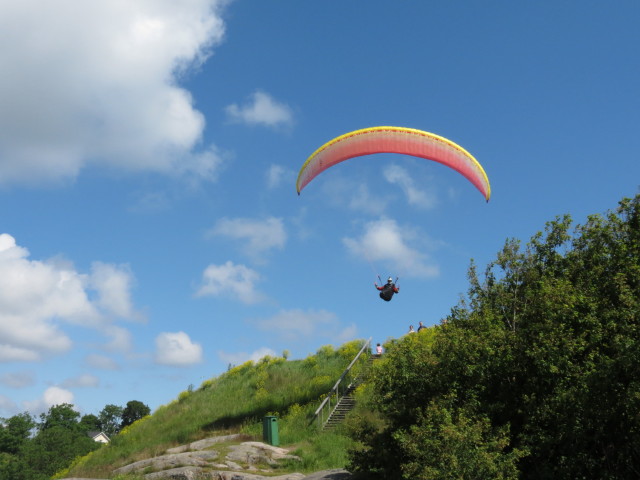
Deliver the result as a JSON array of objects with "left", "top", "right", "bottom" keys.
[
  {"left": 99, "top": 403, "right": 124, "bottom": 436},
  {"left": 38, "top": 403, "right": 80, "bottom": 432},
  {"left": 0, "top": 403, "right": 102, "bottom": 480},
  {"left": 79, "top": 413, "right": 101, "bottom": 432},
  {"left": 51, "top": 448, "right": 98, "bottom": 479},
  {"left": 121, "top": 400, "right": 151, "bottom": 429},
  {"left": 0, "top": 400, "right": 148, "bottom": 480},
  {"left": 0, "top": 412, "right": 35, "bottom": 454},
  {"left": 19, "top": 425, "right": 100, "bottom": 480},
  {"left": 287, "top": 431, "right": 353, "bottom": 472},
  {"left": 348, "top": 194, "right": 640, "bottom": 479}
]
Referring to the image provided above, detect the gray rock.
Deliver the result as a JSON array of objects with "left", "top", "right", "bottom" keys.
[
  {"left": 144, "top": 467, "right": 306, "bottom": 480},
  {"left": 144, "top": 467, "right": 203, "bottom": 480},
  {"left": 113, "top": 450, "right": 219, "bottom": 475},
  {"left": 59, "top": 435, "right": 342, "bottom": 480},
  {"left": 226, "top": 441, "right": 300, "bottom": 466},
  {"left": 301, "top": 469, "right": 352, "bottom": 480},
  {"left": 166, "top": 434, "right": 246, "bottom": 454}
]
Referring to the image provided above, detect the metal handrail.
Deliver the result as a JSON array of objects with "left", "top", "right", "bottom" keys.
[{"left": 313, "top": 337, "right": 372, "bottom": 428}]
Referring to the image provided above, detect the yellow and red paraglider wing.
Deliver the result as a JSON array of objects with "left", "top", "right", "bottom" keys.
[{"left": 296, "top": 126, "right": 491, "bottom": 201}]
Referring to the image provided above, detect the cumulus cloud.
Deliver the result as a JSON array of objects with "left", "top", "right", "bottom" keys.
[
  {"left": 383, "top": 164, "right": 437, "bottom": 209},
  {"left": 61, "top": 373, "right": 100, "bottom": 388},
  {"left": 348, "top": 183, "right": 388, "bottom": 214},
  {"left": 0, "top": 233, "right": 142, "bottom": 362},
  {"left": 225, "top": 90, "right": 294, "bottom": 128},
  {"left": 0, "top": 0, "right": 229, "bottom": 186},
  {"left": 23, "top": 386, "right": 75, "bottom": 415},
  {"left": 196, "top": 261, "right": 265, "bottom": 304},
  {"left": 155, "top": 331, "right": 203, "bottom": 366},
  {"left": 90, "top": 262, "right": 142, "bottom": 321},
  {"left": 253, "top": 308, "right": 356, "bottom": 343},
  {"left": 218, "top": 347, "right": 278, "bottom": 366},
  {"left": 0, "top": 395, "right": 17, "bottom": 415},
  {"left": 266, "top": 164, "right": 293, "bottom": 190},
  {"left": 44, "top": 386, "right": 74, "bottom": 407},
  {"left": 0, "top": 371, "right": 35, "bottom": 389},
  {"left": 343, "top": 218, "right": 439, "bottom": 278},
  {"left": 101, "top": 324, "right": 135, "bottom": 353},
  {"left": 85, "top": 353, "right": 120, "bottom": 370},
  {"left": 207, "top": 217, "right": 286, "bottom": 262},
  {"left": 320, "top": 177, "right": 390, "bottom": 215}
]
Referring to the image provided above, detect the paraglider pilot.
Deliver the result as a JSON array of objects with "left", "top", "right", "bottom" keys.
[{"left": 375, "top": 277, "right": 399, "bottom": 302}]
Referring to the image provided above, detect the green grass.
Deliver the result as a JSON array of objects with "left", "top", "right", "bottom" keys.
[{"left": 63, "top": 340, "right": 367, "bottom": 479}]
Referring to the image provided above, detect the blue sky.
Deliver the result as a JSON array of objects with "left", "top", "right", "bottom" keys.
[{"left": 1, "top": 1, "right": 639, "bottom": 418}]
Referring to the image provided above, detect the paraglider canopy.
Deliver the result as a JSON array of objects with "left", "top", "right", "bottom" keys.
[{"left": 296, "top": 126, "right": 491, "bottom": 201}]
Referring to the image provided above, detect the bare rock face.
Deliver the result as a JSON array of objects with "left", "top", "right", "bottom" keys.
[
  {"left": 109, "top": 435, "right": 308, "bottom": 479},
  {"left": 61, "top": 435, "right": 353, "bottom": 480},
  {"left": 113, "top": 450, "right": 220, "bottom": 475},
  {"left": 165, "top": 434, "right": 246, "bottom": 454},
  {"left": 226, "top": 441, "right": 301, "bottom": 466},
  {"left": 144, "top": 467, "right": 306, "bottom": 480}
]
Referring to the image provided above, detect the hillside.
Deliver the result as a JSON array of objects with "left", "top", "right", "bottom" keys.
[{"left": 60, "top": 340, "right": 368, "bottom": 479}]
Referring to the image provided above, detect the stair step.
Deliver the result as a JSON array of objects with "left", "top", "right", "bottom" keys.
[{"left": 317, "top": 342, "right": 378, "bottom": 431}]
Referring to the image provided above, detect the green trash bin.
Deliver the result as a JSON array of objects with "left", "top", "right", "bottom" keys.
[{"left": 262, "top": 416, "right": 279, "bottom": 446}]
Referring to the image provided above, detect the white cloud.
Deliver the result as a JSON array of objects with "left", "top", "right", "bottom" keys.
[
  {"left": 208, "top": 217, "right": 286, "bottom": 262},
  {"left": 155, "top": 331, "right": 203, "bottom": 366},
  {"left": 253, "top": 308, "right": 354, "bottom": 343},
  {"left": 320, "top": 177, "right": 390, "bottom": 215},
  {"left": 225, "top": 90, "right": 294, "bottom": 128},
  {"left": 90, "top": 262, "right": 142, "bottom": 321},
  {"left": 61, "top": 373, "right": 100, "bottom": 388},
  {"left": 43, "top": 386, "right": 74, "bottom": 407},
  {"left": 85, "top": 353, "right": 120, "bottom": 370},
  {"left": 23, "top": 386, "right": 76, "bottom": 415},
  {"left": 0, "top": 0, "right": 229, "bottom": 186},
  {"left": 0, "top": 371, "right": 36, "bottom": 389},
  {"left": 0, "top": 395, "right": 17, "bottom": 415},
  {"left": 266, "top": 164, "right": 292, "bottom": 190},
  {"left": 383, "top": 164, "right": 437, "bottom": 209},
  {"left": 348, "top": 183, "right": 388, "bottom": 214},
  {"left": 336, "top": 323, "right": 359, "bottom": 344},
  {"left": 196, "top": 261, "right": 266, "bottom": 304},
  {"left": 100, "top": 325, "right": 134, "bottom": 353},
  {"left": 343, "top": 218, "right": 439, "bottom": 278},
  {"left": 218, "top": 347, "right": 278, "bottom": 366},
  {"left": 0, "top": 233, "right": 142, "bottom": 362},
  {"left": 0, "top": 235, "right": 96, "bottom": 361}
]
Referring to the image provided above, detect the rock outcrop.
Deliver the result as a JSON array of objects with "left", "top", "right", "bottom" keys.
[
  {"left": 110, "top": 435, "right": 306, "bottom": 479},
  {"left": 61, "top": 434, "right": 353, "bottom": 480}
]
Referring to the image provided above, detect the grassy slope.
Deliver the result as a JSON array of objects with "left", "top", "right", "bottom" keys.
[{"left": 62, "top": 340, "right": 368, "bottom": 479}]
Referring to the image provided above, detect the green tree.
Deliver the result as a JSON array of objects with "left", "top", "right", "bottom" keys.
[
  {"left": 349, "top": 194, "right": 640, "bottom": 479},
  {"left": 4, "top": 404, "right": 103, "bottom": 480},
  {"left": 98, "top": 404, "right": 123, "bottom": 436},
  {"left": 0, "top": 412, "right": 35, "bottom": 454},
  {"left": 120, "top": 400, "right": 150, "bottom": 429},
  {"left": 79, "top": 414, "right": 101, "bottom": 433},
  {"left": 39, "top": 403, "right": 80, "bottom": 432},
  {"left": 0, "top": 452, "right": 26, "bottom": 480},
  {"left": 0, "top": 412, "right": 36, "bottom": 480},
  {"left": 348, "top": 332, "right": 523, "bottom": 480},
  {"left": 20, "top": 426, "right": 98, "bottom": 480}
]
